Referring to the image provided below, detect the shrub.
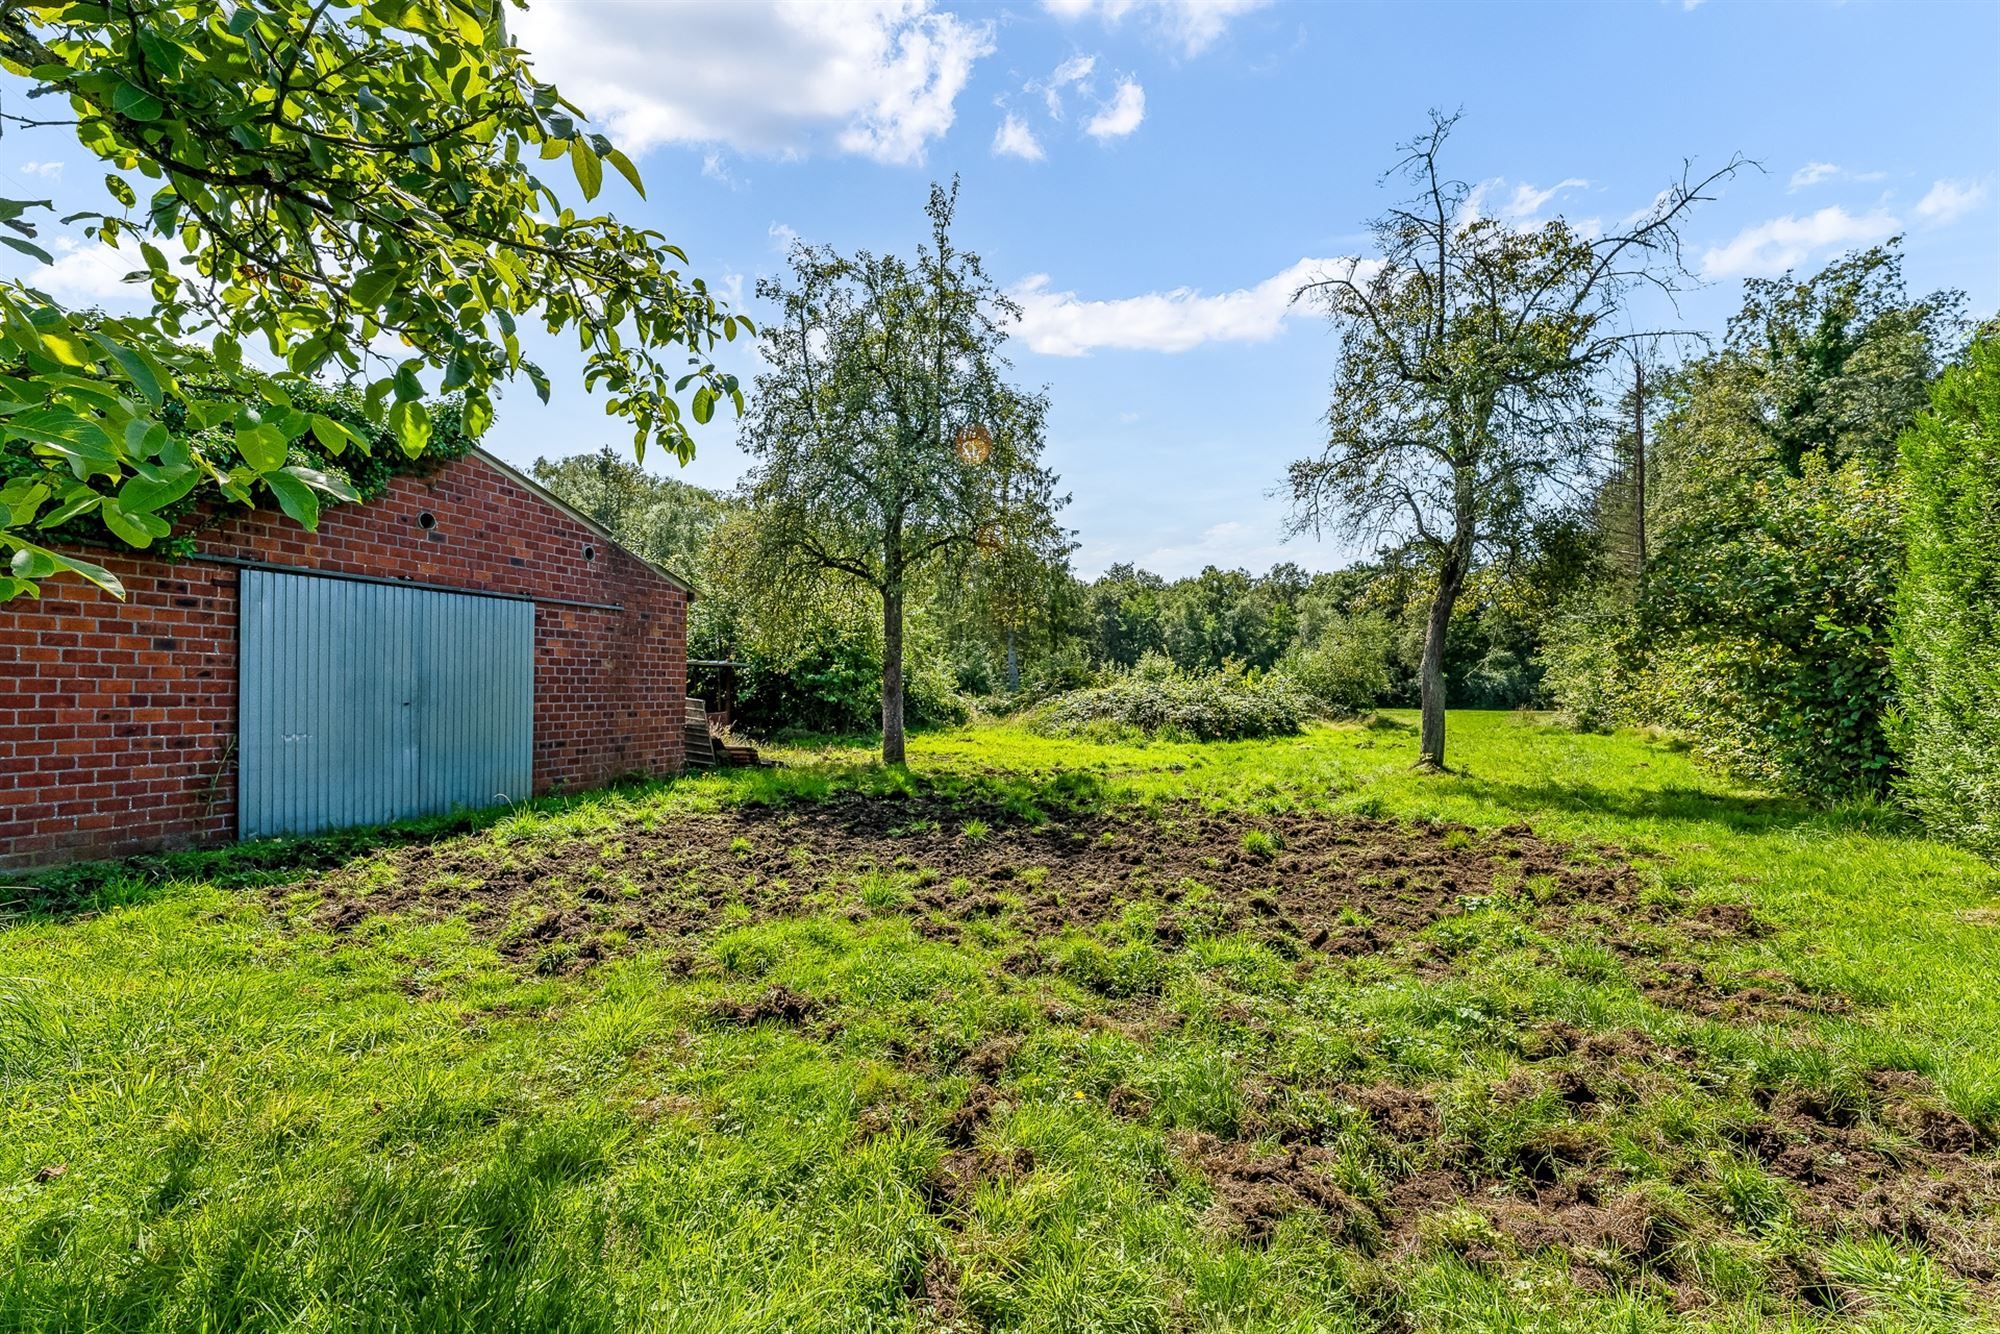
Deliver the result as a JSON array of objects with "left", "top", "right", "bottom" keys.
[
  {"left": 1542, "top": 588, "right": 1641, "bottom": 732},
  {"left": 1027, "top": 663, "right": 1310, "bottom": 741},
  {"left": 1276, "top": 611, "right": 1394, "bottom": 717},
  {"left": 906, "top": 654, "right": 973, "bottom": 728},
  {"left": 1635, "top": 456, "right": 1904, "bottom": 797},
  {"left": 1894, "top": 335, "right": 2000, "bottom": 856}
]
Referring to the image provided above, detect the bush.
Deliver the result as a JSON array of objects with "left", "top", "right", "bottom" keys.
[
  {"left": 1635, "top": 456, "right": 1904, "bottom": 797},
  {"left": 733, "top": 626, "right": 882, "bottom": 736},
  {"left": 1276, "top": 611, "right": 1393, "bottom": 717},
  {"left": 1542, "top": 589, "right": 1640, "bottom": 732},
  {"left": 1028, "top": 662, "right": 1311, "bottom": 741},
  {"left": 1894, "top": 335, "right": 2000, "bottom": 856},
  {"left": 906, "top": 654, "right": 973, "bottom": 728}
]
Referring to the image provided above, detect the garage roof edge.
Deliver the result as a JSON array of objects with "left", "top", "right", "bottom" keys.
[{"left": 471, "top": 448, "right": 698, "bottom": 598}]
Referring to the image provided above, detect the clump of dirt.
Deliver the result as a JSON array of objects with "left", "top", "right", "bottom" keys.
[
  {"left": 929, "top": 1144, "right": 1036, "bottom": 1209},
  {"left": 1172, "top": 1130, "right": 1377, "bottom": 1246},
  {"left": 301, "top": 794, "right": 1662, "bottom": 976},
  {"left": 1172, "top": 1047, "right": 2000, "bottom": 1299},
  {"left": 707, "top": 985, "right": 818, "bottom": 1027},
  {"left": 941, "top": 1084, "right": 1006, "bottom": 1149}
]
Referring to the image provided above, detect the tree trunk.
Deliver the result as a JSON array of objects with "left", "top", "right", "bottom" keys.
[
  {"left": 1005, "top": 625, "right": 1019, "bottom": 692},
  {"left": 1417, "top": 553, "right": 1463, "bottom": 770},
  {"left": 881, "top": 584, "right": 906, "bottom": 765}
]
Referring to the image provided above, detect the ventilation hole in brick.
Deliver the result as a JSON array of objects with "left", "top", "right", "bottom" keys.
[
  {"left": 417, "top": 510, "right": 437, "bottom": 530},
  {"left": 583, "top": 544, "right": 596, "bottom": 563}
]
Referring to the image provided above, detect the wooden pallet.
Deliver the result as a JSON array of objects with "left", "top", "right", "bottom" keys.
[
  {"left": 684, "top": 698, "right": 717, "bottom": 768},
  {"left": 685, "top": 698, "right": 770, "bottom": 769}
]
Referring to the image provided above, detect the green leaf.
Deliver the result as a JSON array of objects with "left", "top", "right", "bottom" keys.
[
  {"left": 100, "top": 496, "right": 169, "bottom": 547},
  {"left": 389, "top": 399, "right": 431, "bottom": 456},
  {"left": 349, "top": 267, "right": 396, "bottom": 310},
  {"left": 1, "top": 236, "right": 53, "bottom": 264},
  {"left": 5, "top": 407, "right": 115, "bottom": 454},
  {"left": 309, "top": 413, "right": 363, "bottom": 455},
  {"left": 105, "top": 174, "right": 137, "bottom": 208},
  {"left": 122, "top": 417, "right": 170, "bottom": 458},
  {"left": 9, "top": 545, "right": 58, "bottom": 580},
  {"left": 236, "top": 420, "right": 289, "bottom": 472},
  {"left": 50, "top": 548, "right": 124, "bottom": 599},
  {"left": 117, "top": 466, "right": 200, "bottom": 515},
  {"left": 111, "top": 81, "right": 165, "bottom": 122},
  {"left": 569, "top": 138, "right": 603, "bottom": 201},
  {"left": 283, "top": 464, "right": 361, "bottom": 503},
  {"left": 36, "top": 487, "right": 101, "bottom": 528},
  {"left": 34, "top": 317, "right": 97, "bottom": 368},
  {"left": 262, "top": 469, "right": 320, "bottom": 529},
  {"left": 93, "top": 333, "right": 165, "bottom": 405},
  {"left": 393, "top": 363, "right": 425, "bottom": 402},
  {"left": 461, "top": 391, "right": 494, "bottom": 439},
  {"left": 605, "top": 148, "right": 645, "bottom": 199},
  {"left": 692, "top": 385, "right": 716, "bottom": 425}
]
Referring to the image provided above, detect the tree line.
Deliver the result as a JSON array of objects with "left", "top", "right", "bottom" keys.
[
  {"left": 538, "top": 117, "right": 1998, "bottom": 858},
  {"left": 0, "top": 4, "right": 1987, "bottom": 856}
]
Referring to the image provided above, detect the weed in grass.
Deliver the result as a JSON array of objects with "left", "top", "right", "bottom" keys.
[{"left": 1241, "top": 828, "right": 1281, "bottom": 859}]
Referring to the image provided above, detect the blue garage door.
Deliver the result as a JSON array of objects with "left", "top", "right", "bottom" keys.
[{"left": 237, "top": 569, "right": 534, "bottom": 839}]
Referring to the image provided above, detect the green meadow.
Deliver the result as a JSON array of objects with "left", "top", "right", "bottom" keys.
[{"left": 4, "top": 712, "right": 1998, "bottom": 1332}]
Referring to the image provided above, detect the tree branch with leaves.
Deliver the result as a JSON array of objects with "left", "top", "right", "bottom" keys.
[{"left": 0, "top": 0, "right": 744, "bottom": 600}]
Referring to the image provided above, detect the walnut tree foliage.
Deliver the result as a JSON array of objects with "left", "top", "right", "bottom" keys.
[
  {"left": 1285, "top": 111, "right": 1738, "bottom": 770},
  {"left": 738, "top": 182, "right": 1064, "bottom": 764},
  {"left": 0, "top": 0, "right": 742, "bottom": 600}
]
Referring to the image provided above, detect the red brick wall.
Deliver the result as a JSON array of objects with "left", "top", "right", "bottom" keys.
[{"left": 0, "top": 451, "right": 687, "bottom": 869}]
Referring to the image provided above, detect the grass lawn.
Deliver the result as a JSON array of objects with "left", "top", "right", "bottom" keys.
[{"left": 4, "top": 711, "right": 1999, "bottom": 1332}]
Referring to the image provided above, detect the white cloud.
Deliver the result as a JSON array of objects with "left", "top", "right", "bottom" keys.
[
  {"left": 1464, "top": 176, "right": 1590, "bottom": 227},
  {"left": 1915, "top": 179, "right": 1987, "bottom": 226},
  {"left": 18, "top": 234, "right": 187, "bottom": 311},
  {"left": 769, "top": 220, "right": 800, "bottom": 252},
  {"left": 1787, "top": 161, "right": 1887, "bottom": 190},
  {"left": 511, "top": 0, "right": 993, "bottom": 166},
  {"left": 992, "top": 114, "right": 1045, "bottom": 161},
  {"left": 1042, "top": 0, "right": 1272, "bottom": 56},
  {"left": 1030, "top": 52, "right": 1097, "bottom": 121},
  {"left": 1700, "top": 206, "right": 1901, "bottom": 279},
  {"left": 1085, "top": 79, "right": 1146, "bottom": 140},
  {"left": 1009, "top": 256, "right": 1361, "bottom": 356},
  {"left": 18, "top": 160, "right": 62, "bottom": 180},
  {"left": 700, "top": 151, "right": 744, "bottom": 189},
  {"left": 1053, "top": 54, "right": 1096, "bottom": 85},
  {"left": 1138, "top": 520, "right": 1291, "bottom": 578}
]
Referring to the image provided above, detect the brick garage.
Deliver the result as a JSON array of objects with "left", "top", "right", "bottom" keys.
[{"left": 0, "top": 449, "right": 688, "bottom": 870}]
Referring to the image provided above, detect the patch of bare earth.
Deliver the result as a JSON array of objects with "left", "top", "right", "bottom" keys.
[
  {"left": 296, "top": 792, "right": 1998, "bottom": 1308},
  {"left": 306, "top": 795, "right": 1650, "bottom": 969},
  {"left": 1161, "top": 1024, "right": 1998, "bottom": 1305}
]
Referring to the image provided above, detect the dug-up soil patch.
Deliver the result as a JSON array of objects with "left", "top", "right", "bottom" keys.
[
  {"left": 304, "top": 792, "right": 1838, "bottom": 1024},
  {"left": 1170, "top": 1025, "right": 2000, "bottom": 1301},
  {"left": 306, "top": 793, "right": 1659, "bottom": 973}
]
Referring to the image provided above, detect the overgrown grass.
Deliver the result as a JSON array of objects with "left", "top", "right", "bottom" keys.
[{"left": 4, "top": 712, "right": 1997, "bottom": 1331}]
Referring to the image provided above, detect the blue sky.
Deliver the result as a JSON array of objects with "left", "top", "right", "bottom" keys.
[{"left": 6, "top": 0, "right": 1997, "bottom": 576}]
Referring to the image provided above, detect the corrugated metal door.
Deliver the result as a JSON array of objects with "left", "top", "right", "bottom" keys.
[{"left": 238, "top": 570, "right": 534, "bottom": 839}]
